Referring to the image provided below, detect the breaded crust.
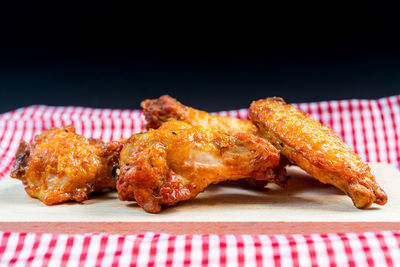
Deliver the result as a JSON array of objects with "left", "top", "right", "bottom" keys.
[{"left": 249, "top": 97, "right": 387, "bottom": 209}]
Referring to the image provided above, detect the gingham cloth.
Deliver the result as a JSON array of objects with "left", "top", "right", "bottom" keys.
[{"left": 0, "top": 95, "right": 400, "bottom": 266}]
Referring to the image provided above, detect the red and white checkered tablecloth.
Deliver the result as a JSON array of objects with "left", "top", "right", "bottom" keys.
[
  {"left": 1, "top": 231, "right": 400, "bottom": 266},
  {"left": 0, "top": 95, "right": 400, "bottom": 266}
]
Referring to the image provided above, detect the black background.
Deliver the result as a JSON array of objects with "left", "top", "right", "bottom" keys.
[{"left": 0, "top": 2, "right": 399, "bottom": 113}]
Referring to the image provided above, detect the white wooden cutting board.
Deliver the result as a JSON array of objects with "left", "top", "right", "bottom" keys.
[{"left": 0, "top": 163, "right": 399, "bottom": 234}]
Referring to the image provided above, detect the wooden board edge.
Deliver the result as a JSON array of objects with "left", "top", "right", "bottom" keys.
[{"left": 1, "top": 221, "right": 399, "bottom": 235}]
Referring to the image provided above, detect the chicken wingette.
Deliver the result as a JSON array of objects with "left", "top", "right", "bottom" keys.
[
  {"left": 141, "top": 95, "right": 258, "bottom": 135},
  {"left": 249, "top": 97, "right": 387, "bottom": 209}
]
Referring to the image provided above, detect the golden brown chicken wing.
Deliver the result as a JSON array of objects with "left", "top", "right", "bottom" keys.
[
  {"left": 141, "top": 95, "right": 272, "bottom": 188},
  {"left": 10, "top": 126, "right": 123, "bottom": 205},
  {"left": 117, "top": 121, "right": 286, "bottom": 213},
  {"left": 249, "top": 97, "right": 387, "bottom": 209},
  {"left": 141, "top": 95, "right": 258, "bottom": 135}
]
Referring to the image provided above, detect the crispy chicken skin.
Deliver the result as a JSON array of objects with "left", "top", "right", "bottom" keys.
[
  {"left": 117, "top": 121, "right": 286, "bottom": 213},
  {"left": 249, "top": 97, "right": 388, "bottom": 209},
  {"left": 10, "top": 126, "right": 123, "bottom": 205},
  {"left": 141, "top": 95, "right": 271, "bottom": 188},
  {"left": 141, "top": 95, "right": 258, "bottom": 135}
]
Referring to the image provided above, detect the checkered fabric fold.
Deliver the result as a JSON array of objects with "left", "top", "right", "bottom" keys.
[{"left": 0, "top": 95, "right": 399, "bottom": 266}]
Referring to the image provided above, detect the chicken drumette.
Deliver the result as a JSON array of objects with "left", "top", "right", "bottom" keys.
[
  {"left": 10, "top": 126, "right": 123, "bottom": 205},
  {"left": 117, "top": 121, "right": 286, "bottom": 213},
  {"left": 249, "top": 97, "right": 387, "bottom": 209}
]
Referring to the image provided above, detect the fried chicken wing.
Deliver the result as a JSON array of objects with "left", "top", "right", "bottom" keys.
[
  {"left": 10, "top": 126, "right": 123, "bottom": 205},
  {"left": 249, "top": 97, "right": 388, "bottom": 209},
  {"left": 141, "top": 95, "right": 258, "bottom": 135},
  {"left": 117, "top": 121, "right": 286, "bottom": 213},
  {"left": 141, "top": 95, "right": 270, "bottom": 188}
]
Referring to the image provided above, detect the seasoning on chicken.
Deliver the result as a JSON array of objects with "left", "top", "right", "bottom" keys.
[
  {"left": 249, "top": 97, "right": 387, "bottom": 209},
  {"left": 10, "top": 126, "right": 123, "bottom": 205},
  {"left": 117, "top": 121, "right": 286, "bottom": 213},
  {"left": 141, "top": 95, "right": 273, "bottom": 188}
]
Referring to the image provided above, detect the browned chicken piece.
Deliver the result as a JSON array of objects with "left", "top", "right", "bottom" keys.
[
  {"left": 10, "top": 126, "right": 123, "bottom": 205},
  {"left": 249, "top": 97, "right": 388, "bottom": 209},
  {"left": 141, "top": 95, "right": 271, "bottom": 188},
  {"left": 141, "top": 95, "right": 258, "bottom": 135},
  {"left": 117, "top": 121, "right": 286, "bottom": 213}
]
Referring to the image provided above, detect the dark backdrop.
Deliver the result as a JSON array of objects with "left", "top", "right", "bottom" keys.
[{"left": 0, "top": 2, "right": 399, "bottom": 113}]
